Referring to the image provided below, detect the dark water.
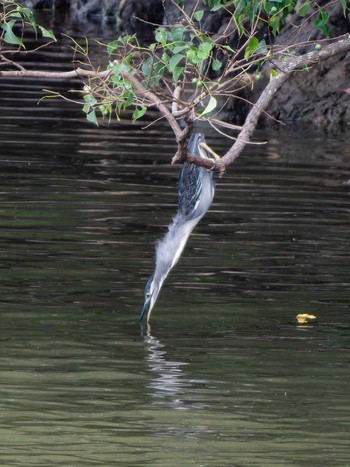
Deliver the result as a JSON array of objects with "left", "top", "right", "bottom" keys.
[{"left": 0, "top": 39, "right": 350, "bottom": 466}]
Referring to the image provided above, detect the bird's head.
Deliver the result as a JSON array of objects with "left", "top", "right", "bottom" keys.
[
  {"left": 188, "top": 133, "right": 205, "bottom": 157},
  {"left": 140, "top": 273, "right": 161, "bottom": 323}
]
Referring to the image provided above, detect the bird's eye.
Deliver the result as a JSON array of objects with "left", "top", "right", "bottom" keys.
[{"left": 146, "top": 292, "right": 151, "bottom": 299}]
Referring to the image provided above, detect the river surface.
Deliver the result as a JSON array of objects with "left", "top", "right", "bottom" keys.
[{"left": 0, "top": 32, "right": 349, "bottom": 467}]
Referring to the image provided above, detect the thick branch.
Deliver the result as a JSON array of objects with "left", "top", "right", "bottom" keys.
[
  {"left": 186, "top": 152, "right": 214, "bottom": 169},
  {"left": 213, "top": 35, "right": 350, "bottom": 174},
  {"left": 0, "top": 66, "right": 111, "bottom": 79}
]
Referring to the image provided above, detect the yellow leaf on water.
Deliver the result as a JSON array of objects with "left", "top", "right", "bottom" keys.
[{"left": 296, "top": 313, "right": 318, "bottom": 324}]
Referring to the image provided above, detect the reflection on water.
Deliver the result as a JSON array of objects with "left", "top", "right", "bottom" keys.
[
  {"left": 144, "top": 331, "right": 207, "bottom": 412},
  {"left": 0, "top": 37, "right": 350, "bottom": 466}
]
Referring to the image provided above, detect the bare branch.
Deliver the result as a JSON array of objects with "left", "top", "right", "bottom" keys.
[
  {"left": 172, "top": 85, "right": 183, "bottom": 114},
  {"left": 213, "top": 35, "right": 350, "bottom": 175},
  {"left": 206, "top": 118, "right": 243, "bottom": 131},
  {"left": 1, "top": 41, "right": 56, "bottom": 56},
  {"left": 0, "top": 55, "right": 26, "bottom": 71},
  {"left": 0, "top": 66, "right": 111, "bottom": 79},
  {"left": 186, "top": 152, "right": 215, "bottom": 169}
]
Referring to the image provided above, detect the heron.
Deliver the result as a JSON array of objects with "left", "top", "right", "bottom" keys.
[{"left": 140, "top": 133, "right": 220, "bottom": 323}]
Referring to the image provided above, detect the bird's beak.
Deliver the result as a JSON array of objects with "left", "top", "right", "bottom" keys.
[
  {"left": 140, "top": 278, "right": 160, "bottom": 323},
  {"left": 140, "top": 299, "right": 150, "bottom": 322},
  {"left": 140, "top": 295, "right": 155, "bottom": 323}
]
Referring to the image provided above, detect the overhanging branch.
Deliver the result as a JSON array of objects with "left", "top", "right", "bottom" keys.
[
  {"left": 0, "top": 66, "right": 111, "bottom": 79},
  {"left": 1, "top": 33, "right": 349, "bottom": 175},
  {"left": 213, "top": 35, "right": 350, "bottom": 174}
]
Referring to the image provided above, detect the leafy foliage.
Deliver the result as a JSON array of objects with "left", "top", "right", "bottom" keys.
[
  {"left": 1, "top": 0, "right": 345, "bottom": 130},
  {"left": 77, "top": 0, "right": 345, "bottom": 126},
  {"left": 0, "top": 0, "right": 56, "bottom": 48}
]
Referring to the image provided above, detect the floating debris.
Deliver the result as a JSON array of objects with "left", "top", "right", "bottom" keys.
[{"left": 295, "top": 313, "right": 318, "bottom": 325}]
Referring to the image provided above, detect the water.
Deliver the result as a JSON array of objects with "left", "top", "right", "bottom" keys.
[{"left": 0, "top": 38, "right": 350, "bottom": 466}]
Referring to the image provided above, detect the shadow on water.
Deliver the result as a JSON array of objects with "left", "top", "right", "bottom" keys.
[{"left": 0, "top": 35, "right": 349, "bottom": 466}]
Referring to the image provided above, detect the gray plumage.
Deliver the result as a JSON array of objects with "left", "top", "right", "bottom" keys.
[{"left": 140, "top": 133, "right": 216, "bottom": 323}]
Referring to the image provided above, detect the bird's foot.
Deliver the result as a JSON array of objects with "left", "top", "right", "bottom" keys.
[{"left": 198, "top": 142, "right": 221, "bottom": 163}]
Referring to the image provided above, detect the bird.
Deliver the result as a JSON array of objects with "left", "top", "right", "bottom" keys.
[{"left": 140, "top": 132, "right": 220, "bottom": 323}]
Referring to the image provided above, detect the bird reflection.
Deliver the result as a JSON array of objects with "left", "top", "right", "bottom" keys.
[{"left": 142, "top": 329, "right": 207, "bottom": 411}]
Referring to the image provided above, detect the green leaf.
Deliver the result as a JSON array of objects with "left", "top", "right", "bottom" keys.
[
  {"left": 314, "top": 10, "right": 330, "bottom": 37},
  {"left": 124, "top": 91, "right": 134, "bottom": 109},
  {"left": 297, "top": 2, "right": 309, "bottom": 17},
  {"left": 186, "top": 49, "right": 202, "bottom": 64},
  {"left": 132, "top": 106, "right": 147, "bottom": 122},
  {"left": 155, "top": 27, "right": 167, "bottom": 45},
  {"left": 169, "top": 54, "right": 183, "bottom": 71},
  {"left": 221, "top": 44, "right": 235, "bottom": 53},
  {"left": 142, "top": 56, "right": 164, "bottom": 82},
  {"left": 87, "top": 110, "right": 98, "bottom": 126},
  {"left": 119, "top": 34, "right": 136, "bottom": 46},
  {"left": 172, "top": 66, "right": 184, "bottom": 82},
  {"left": 38, "top": 25, "right": 57, "bottom": 41},
  {"left": 83, "top": 93, "right": 97, "bottom": 113},
  {"left": 170, "top": 26, "right": 186, "bottom": 42},
  {"left": 193, "top": 10, "right": 204, "bottom": 22},
  {"left": 172, "top": 42, "right": 190, "bottom": 54},
  {"left": 256, "top": 39, "right": 268, "bottom": 55},
  {"left": 142, "top": 57, "right": 153, "bottom": 77},
  {"left": 7, "top": 12, "right": 22, "bottom": 18},
  {"left": 244, "top": 37, "right": 259, "bottom": 61},
  {"left": 199, "top": 96, "right": 217, "bottom": 117},
  {"left": 162, "top": 52, "right": 170, "bottom": 63},
  {"left": 121, "top": 62, "right": 132, "bottom": 73},
  {"left": 99, "top": 104, "right": 111, "bottom": 117},
  {"left": 17, "top": 6, "right": 37, "bottom": 36},
  {"left": 270, "top": 68, "right": 277, "bottom": 80},
  {"left": 112, "top": 62, "right": 121, "bottom": 79},
  {"left": 211, "top": 4, "right": 223, "bottom": 12},
  {"left": 107, "top": 40, "right": 118, "bottom": 56},
  {"left": 197, "top": 42, "right": 213, "bottom": 59},
  {"left": 1, "top": 21, "right": 25, "bottom": 48},
  {"left": 199, "top": 42, "right": 213, "bottom": 54},
  {"left": 340, "top": 0, "right": 347, "bottom": 17},
  {"left": 212, "top": 59, "right": 222, "bottom": 71},
  {"left": 268, "top": 14, "right": 281, "bottom": 36}
]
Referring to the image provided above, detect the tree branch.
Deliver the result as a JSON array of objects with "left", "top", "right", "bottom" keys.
[
  {"left": 213, "top": 35, "right": 350, "bottom": 175},
  {"left": 1, "top": 30, "right": 349, "bottom": 177},
  {"left": 119, "top": 67, "right": 183, "bottom": 141},
  {"left": 0, "top": 66, "right": 111, "bottom": 79}
]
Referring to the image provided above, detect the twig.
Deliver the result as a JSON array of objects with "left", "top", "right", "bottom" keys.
[
  {"left": 0, "top": 55, "right": 26, "bottom": 71},
  {"left": 208, "top": 118, "right": 267, "bottom": 144},
  {"left": 206, "top": 117, "right": 242, "bottom": 131}
]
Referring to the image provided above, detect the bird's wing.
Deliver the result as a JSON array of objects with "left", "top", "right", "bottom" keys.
[{"left": 178, "top": 161, "right": 202, "bottom": 217}]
